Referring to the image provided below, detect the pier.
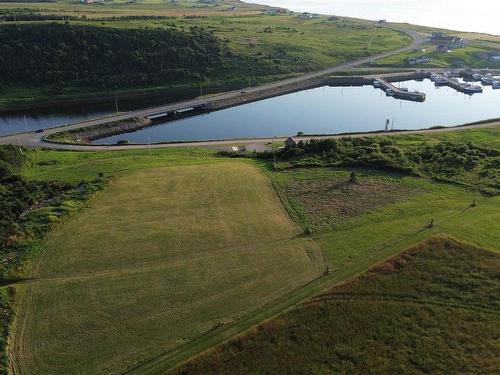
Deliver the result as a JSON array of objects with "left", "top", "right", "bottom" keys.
[
  {"left": 430, "top": 73, "right": 485, "bottom": 94},
  {"left": 373, "top": 78, "right": 426, "bottom": 102}
]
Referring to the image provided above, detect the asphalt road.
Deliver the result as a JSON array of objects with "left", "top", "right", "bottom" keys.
[{"left": 0, "top": 26, "right": 432, "bottom": 150}]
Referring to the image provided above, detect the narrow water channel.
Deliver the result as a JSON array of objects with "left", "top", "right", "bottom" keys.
[{"left": 95, "top": 79, "right": 500, "bottom": 144}]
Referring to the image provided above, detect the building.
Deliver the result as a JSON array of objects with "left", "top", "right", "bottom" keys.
[
  {"left": 431, "top": 32, "right": 465, "bottom": 49},
  {"left": 284, "top": 137, "right": 297, "bottom": 148},
  {"left": 448, "top": 38, "right": 465, "bottom": 49},
  {"left": 435, "top": 44, "right": 449, "bottom": 54},
  {"left": 297, "top": 12, "right": 320, "bottom": 20},
  {"left": 408, "top": 56, "right": 432, "bottom": 65},
  {"left": 377, "top": 19, "right": 387, "bottom": 24}
]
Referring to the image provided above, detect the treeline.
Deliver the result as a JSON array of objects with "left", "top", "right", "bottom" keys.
[
  {"left": 0, "top": 23, "right": 229, "bottom": 90},
  {"left": 0, "top": 12, "right": 78, "bottom": 22},
  {"left": 279, "top": 137, "right": 500, "bottom": 192},
  {"left": 223, "top": 137, "right": 500, "bottom": 193}
]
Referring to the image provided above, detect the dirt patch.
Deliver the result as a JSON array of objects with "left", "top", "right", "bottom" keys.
[{"left": 284, "top": 176, "right": 413, "bottom": 229}]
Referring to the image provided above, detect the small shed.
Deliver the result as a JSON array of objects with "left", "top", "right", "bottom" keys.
[{"left": 284, "top": 137, "right": 298, "bottom": 148}]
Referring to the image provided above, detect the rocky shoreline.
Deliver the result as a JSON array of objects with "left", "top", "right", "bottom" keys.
[{"left": 46, "top": 117, "right": 152, "bottom": 144}]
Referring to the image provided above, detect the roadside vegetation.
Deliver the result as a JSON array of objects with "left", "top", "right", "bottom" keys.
[{"left": 176, "top": 236, "right": 500, "bottom": 374}]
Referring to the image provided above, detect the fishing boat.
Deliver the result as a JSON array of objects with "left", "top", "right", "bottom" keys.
[
  {"left": 434, "top": 76, "right": 448, "bottom": 85},
  {"left": 463, "top": 85, "right": 483, "bottom": 94},
  {"left": 481, "top": 76, "right": 494, "bottom": 85},
  {"left": 493, "top": 81, "right": 500, "bottom": 89},
  {"left": 472, "top": 73, "right": 482, "bottom": 80},
  {"left": 373, "top": 80, "right": 381, "bottom": 88}
]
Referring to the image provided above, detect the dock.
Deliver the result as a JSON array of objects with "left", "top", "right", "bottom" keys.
[
  {"left": 373, "top": 78, "right": 426, "bottom": 102},
  {"left": 431, "top": 74, "right": 474, "bottom": 93}
]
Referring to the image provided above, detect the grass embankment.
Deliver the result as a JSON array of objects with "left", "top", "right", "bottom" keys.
[
  {"left": 176, "top": 236, "right": 500, "bottom": 374},
  {"left": 0, "top": 4, "right": 411, "bottom": 109},
  {"left": 10, "top": 160, "right": 324, "bottom": 375}
]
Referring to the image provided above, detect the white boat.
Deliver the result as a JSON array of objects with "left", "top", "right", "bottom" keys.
[
  {"left": 385, "top": 89, "right": 394, "bottom": 96},
  {"left": 373, "top": 80, "right": 381, "bottom": 88},
  {"left": 472, "top": 73, "right": 482, "bottom": 80},
  {"left": 481, "top": 76, "right": 494, "bottom": 85},
  {"left": 464, "top": 85, "right": 483, "bottom": 93},
  {"left": 430, "top": 73, "right": 438, "bottom": 82},
  {"left": 434, "top": 76, "right": 448, "bottom": 85},
  {"left": 493, "top": 81, "right": 500, "bottom": 89},
  {"left": 399, "top": 87, "right": 409, "bottom": 92}
]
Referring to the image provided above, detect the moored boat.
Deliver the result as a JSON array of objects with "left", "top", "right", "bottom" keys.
[
  {"left": 481, "top": 76, "right": 494, "bottom": 85},
  {"left": 434, "top": 76, "right": 448, "bottom": 85},
  {"left": 464, "top": 85, "right": 483, "bottom": 94}
]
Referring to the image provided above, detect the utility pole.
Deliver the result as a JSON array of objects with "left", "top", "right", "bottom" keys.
[
  {"left": 200, "top": 81, "right": 203, "bottom": 97},
  {"left": 115, "top": 98, "right": 119, "bottom": 113},
  {"left": 23, "top": 115, "right": 29, "bottom": 132}
]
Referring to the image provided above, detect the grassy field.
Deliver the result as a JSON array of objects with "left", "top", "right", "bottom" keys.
[
  {"left": 4, "top": 126, "right": 499, "bottom": 374},
  {"left": 10, "top": 161, "right": 324, "bottom": 375},
  {"left": 176, "top": 236, "right": 500, "bottom": 374}
]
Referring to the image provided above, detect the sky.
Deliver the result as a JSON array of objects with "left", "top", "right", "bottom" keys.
[{"left": 249, "top": 0, "right": 500, "bottom": 36}]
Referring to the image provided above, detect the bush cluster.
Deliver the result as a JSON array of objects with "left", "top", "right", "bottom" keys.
[
  {"left": 0, "top": 145, "right": 104, "bottom": 277},
  {"left": 250, "top": 137, "right": 499, "bottom": 192}
]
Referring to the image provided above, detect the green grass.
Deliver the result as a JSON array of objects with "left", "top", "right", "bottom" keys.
[
  {"left": 375, "top": 41, "right": 500, "bottom": 69},
  {"left": 0, "top": 3, "right": 411, "bottom": 108},
  {"left": 6, "top": 126, "right": 500, "bottom": 374},
  {"left": 10, "top": 161, "right": 324, "bottom": 375},
  {"left": 175, "top": 236, "right": 500, "bottom": 374},
  {"left": 23, "top": 147, "right": 221, "bottom": 182}
]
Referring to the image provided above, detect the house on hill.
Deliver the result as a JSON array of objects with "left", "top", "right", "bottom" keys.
[
  {"left": 435, "top": 44, "right": 449, "bottom": 54},
  {"left": 284, "top": 137, "right": 298, "bottom": 147}
]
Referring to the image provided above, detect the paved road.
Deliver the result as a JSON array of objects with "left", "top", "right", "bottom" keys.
[
  {"left": 11, "top": 121, "right": 495, "bottom": 152},
  {"left": 0, "top": 26, "right": 429, "bottom": 150}
]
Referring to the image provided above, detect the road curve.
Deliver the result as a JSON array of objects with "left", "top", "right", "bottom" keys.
[{"left": 0, "top": 26, "right": 427, "bottom": 150}]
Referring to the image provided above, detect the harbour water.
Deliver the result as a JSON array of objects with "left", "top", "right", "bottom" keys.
[{"left": 94, "top": 79, "right": 500, "bottom": 144}]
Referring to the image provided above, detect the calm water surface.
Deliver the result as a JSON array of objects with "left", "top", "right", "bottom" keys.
[
  {"left": 0, "top": 94, "right": 192, "bottom": 137},
  {"left": 96, "top": 79, "right": 500, "bottom": 144},
  {"left": 249, "top": 0, "right": 500, "bottom": 36}
]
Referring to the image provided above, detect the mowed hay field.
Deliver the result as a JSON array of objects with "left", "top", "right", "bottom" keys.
[
  {"left": 176, "top": 237, "right": 500, "bottom": 374},
  {"left": 10, "top": 161, "right": 324, "bottom": 375}
]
